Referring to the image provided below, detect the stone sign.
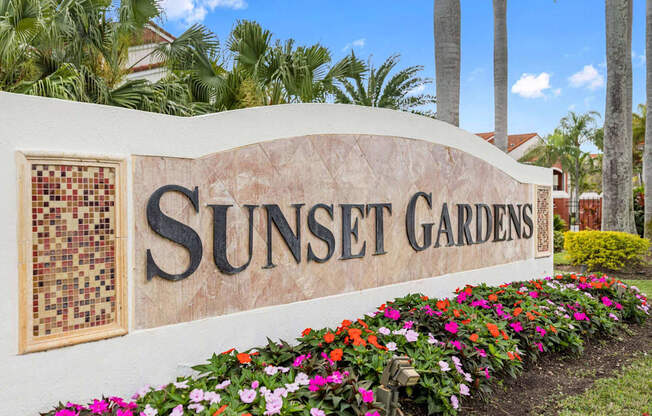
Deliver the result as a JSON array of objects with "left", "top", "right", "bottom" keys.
[{"left": 133, "top": 134, "right": 543, "bottom": 329}]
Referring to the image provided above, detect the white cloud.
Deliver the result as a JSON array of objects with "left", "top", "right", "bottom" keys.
[
  {"left": 342, "top": 38, "right": 366, "bottom": 52},
  {"left": 205, "top": 0, "right": 247, "bottom": 9},
  {"left": 162, "top": 0, "right": 246, "bottom": 24},
  {"left": 408, "top": 84, "right": 425, "bottom": 95},
  {"left": 568, "top": 65, "right": 604, "bottom": 90},
  {"left": 553, "top": 88, "right": 562, "bottom": 97},
  {"left": 511, "top": 73, "right": 551, "bottom": 98}
]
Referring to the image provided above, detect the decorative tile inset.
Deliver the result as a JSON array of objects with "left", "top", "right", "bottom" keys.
[
  {"left": 536, "top": 185, "right": 552, "bottom": 257},
  {"left": 18, "top": 155, "right": 126, "bottom": 353},
  {"left": 30, "top": 164, "right": 117, "bottom": 337}
]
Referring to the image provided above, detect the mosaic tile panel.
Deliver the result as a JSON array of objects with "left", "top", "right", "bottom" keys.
[
  {"left": 30, "top": 164, "right": 117, "bottom": 338},
  {"left": 536, "top": 185, "right": 552, "bottom": 256}
]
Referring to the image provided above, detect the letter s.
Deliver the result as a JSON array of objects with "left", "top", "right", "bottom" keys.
[{"left": 146, "top": 185, "right": 203, "bottom": 281}]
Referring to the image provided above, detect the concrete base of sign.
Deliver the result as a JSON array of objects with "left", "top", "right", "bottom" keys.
[{"left": 4, "top": 257, "right": 550, "bottom": 414}]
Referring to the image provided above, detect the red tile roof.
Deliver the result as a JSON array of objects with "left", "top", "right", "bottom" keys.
[{"left": 476, "top": 132, "right": 539, "bottom": 152}]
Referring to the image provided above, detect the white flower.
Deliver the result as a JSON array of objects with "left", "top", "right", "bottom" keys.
[
  {"left": 142, "top": 404, "right": 158, "bottom": 416},
  {"left": 386, "top": 342, "right": 397, "bottom": 351}
]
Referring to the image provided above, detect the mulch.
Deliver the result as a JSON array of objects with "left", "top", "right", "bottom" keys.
[
  {"left": 555, "top": 264, "right": 652, "bottom": 281},
  {"left": 402, "top": 318, "right": 652, "bottom": 416}
]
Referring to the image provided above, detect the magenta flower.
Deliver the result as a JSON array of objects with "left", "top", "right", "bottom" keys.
[
  {"left": 55, "top": 410, "right": 77, "bottom": 416},
  {"left": 449, "top": 340, "right": 463, "bottom": 350},
  {"left": 510, "top": 322, "right": 523, "bottom": 332},
  {"left": 535, "top": 326, "right": 547, "bottom": 336},
  {"left": 365, "top": 412, "right": 381, "bottom": 416},
  {"left": 384, "top": 307, "right": 401, "bottom": 320},
  {"left": 457, "top": 292, "right": 468, "bottom": 303},
  {"left": 601, "top": 296, "right": 613, "bottom": 307},
  {"left": 573, "top": 312, "right": 588, "bottom": 321},
  {"left": 535, "top": 342, "right": 544, "bottom": 352},
  {"left": 444, "top": 321, "right": 459, "bottom": 334},
  {"left": 403, "top": 320, "right": 414, "bottom": 329},
  {"left": 89, "top": 399, "right": 108, "bottom": 414},
  {"left": 116, "top": 410, "right": 133, "bottom": 416},
  {"left": 529, "top": 291, "right": 539, "bottom": 299},
  {"left": 309, "top": 375, "right": 327, "bottom": 391},
  {"left": 359, "top": 388, "right": 374, "bottom": 403}
]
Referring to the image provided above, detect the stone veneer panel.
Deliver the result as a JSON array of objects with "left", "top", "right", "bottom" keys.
[
  {"left": 536, "top": 185, "right": 552, "bottom": 257},
  {"left": 133, "top": 135, "right": 535, "bottom": 329}
]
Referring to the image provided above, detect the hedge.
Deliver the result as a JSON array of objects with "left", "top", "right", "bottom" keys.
[
  {"left": 45, "top": 274, "right": 649, "bottom": 416},
  {"left": 564, "top": 230, "right": 650, "bottom": 271}
]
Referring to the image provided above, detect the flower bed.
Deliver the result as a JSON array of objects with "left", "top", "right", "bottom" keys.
[{"left": 45, "top": 274, "right": 649, "bottom": 416}]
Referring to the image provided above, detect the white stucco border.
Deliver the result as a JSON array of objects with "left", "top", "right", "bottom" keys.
[{"left": 1, "top": 92, "right": 550, "bottom": 185}]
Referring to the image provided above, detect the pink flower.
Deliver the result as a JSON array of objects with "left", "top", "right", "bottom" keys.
[
  {"left": 475, "top": 348, "right": 487, "bottom": 358},
  {"left": 535, "top": 342, "right": 544, "bottom": 352},
  {"left": 615, "top": 303, "right": 623, "bottom": 310},
  {"left": 450, "top": 394, "right": 459, "bottom": 410},
  {"left": 239, "top": 388, "right": 257, "bottom": 403},
  {"left": 55, "top": 410, "right": 77, "bottom": 416},
  {"left": 359, "top": 388, "right": 374, "bottom": 403},
  {"left": 141, "top": 405, "right": 158, "bottom": 416},
  {"left": 89, "top": 399, "right": 108, "bottom": 414},
  {"left": 365, "top": 412, "right": 381, "bottom": 416},
  {"left": 510, "top": 322, "right": 523, "bottom": 332},
  {"left": 439, "top": 360, "right": 451, "bottom": 372},
  {"left": 529, "top": 291, "right": 539, "bottom": 299},
  {"left": 405, "top": 330, "right": 419, "bottom": 342},
  {"left": 535, "top": 326, "right": 546, "bottom": 336},
  {"left": 189, "top": 389, "right": 204, "bottom": 403},
  {"left": 386, "top": 342, "right": 397, "bottom": 351},
  {"left": 449, "top": 340, "right": 463, "bottom": 350},
  {"left": 204, "top": 391, "right": 221, "bottom": 404},
  {"left": 484, "top": 367, "right": 491, "bottom": 379},
  {"left": 117, "top": 410, "right": 133, "bottom": 416},
  {"left": 170, "top": 406, "right": 183, "bottom": 416},
  {"left": 445, "top": 321, "right": 458, "bottom": 334},
  {"left": 378, "top": 327, "right": 390, "bottom": 335},
  {"left": 573, "top": 312, "right": 588, "bottom": 321},
  {"left": 309, "top": 375, "right": 327, "bottom": 391},
  {"left": 327, "top": 371, "right": 344, "bottom": 384},
  {"left": 215, "top": 380, "right": 231, "bottom": 390},
  {"left": 188, "top": 403, "right": 204, "bottom": 414},
  {"left": 310, "top": 408, "right": 326, "bottom": 416},
  {"left": 601, "top": 296, "right": 613, "bottom": 307},
  {"left": 457, "top": 292, "right": 468, "bottom": 303},
  {"left": 384, "top": 307, "right": 401, "bottom": 320},
  {"left": 251, "top": 380, "right": 260, "bottom": 389}
]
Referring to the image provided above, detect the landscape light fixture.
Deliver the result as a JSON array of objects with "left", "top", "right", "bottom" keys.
[{"left": 376, "top": 355, "right": 420, "bottom": 416}]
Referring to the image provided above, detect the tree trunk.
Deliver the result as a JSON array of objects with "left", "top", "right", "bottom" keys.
[
  {"left": 603, "top": 0, "right": 632, "bottom": 232},
  {"left": 434, "top": 0, "right": 461, "bottom": 126},
  {"left": 645, "top": 0, "right": 652, "bottom": 240},
  {"left": 627, "top": 0, "right": 636, "bottom": 233},
  {"left": 575, "top": 161, "right": 581, "bottom": 229},
  {"left": 493, "top": 0, "right": 508, "bottom": 152}
]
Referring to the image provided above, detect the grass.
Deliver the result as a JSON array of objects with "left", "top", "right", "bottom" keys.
[
  {"left": 553, "top": 353, "right": 652, "bottom": 416},
  {"left": 554, "top": 250, "right": 572, "bottom": 266}
]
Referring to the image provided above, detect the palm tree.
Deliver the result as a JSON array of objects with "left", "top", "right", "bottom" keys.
[
  {"left": 493, "top": 0, "right": 508, "bottom": 152},
  {"left": 521, "top": 111, "right": 600, "bottom": 228},
  {"left": 333, "top": 54, "right": 436, "bottom": 115},
  {"left": 646, "top": 0, "right": 652, "bottom": 240},
  {"left": 434, "top": 0, "right": 460, "bottom": 126},
  {"left": 603, "top": 0, "right": 634, "bottom": 232},
  {"left": 0, "top": 0, "right": 204, "bottom": 115},
  {"left": 633, "top": 104, "right": 646, "bottom": 178}
]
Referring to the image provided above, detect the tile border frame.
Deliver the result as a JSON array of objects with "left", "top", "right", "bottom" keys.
[
  {"left": 16, "top": 152, "right": 128, "bottom": 354},
  {"left": 534, "top": 184, "right": 554, "bottom": 258}
]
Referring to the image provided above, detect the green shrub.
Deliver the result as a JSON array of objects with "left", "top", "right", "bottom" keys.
[
  {"left": 554, "top": 214, "right": 567, "bottom": 232},
  {"left": 554, "top": 230, "right": 565, "bottom": 253},
  {"left": 564, "top": 230, "right": 650, "bottom": 271}
]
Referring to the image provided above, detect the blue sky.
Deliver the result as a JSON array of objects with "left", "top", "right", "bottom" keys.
[{"left": 158, "top": 0, "right": 647, "bottom": 141}]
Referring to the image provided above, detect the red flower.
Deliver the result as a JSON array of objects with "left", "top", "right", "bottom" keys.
[
  {"left": 367, "top": 335, "right": 387, "bottom": 350},
  {"left": 302, "top": 328, "right": 312, "bottom": 337},
  {"left": 330, "top": 348, "right": 343, "bottom": 361},
  {"left": 513, "top": 307, "right": 523, "bottom": 317},
  {"left": 237, "top": 353, "right": 251, "bottom": 364},
  {"left": 469, "top": 333, "right": 479, "bottom": 342},
  {"left": 221, "top": 348, "right": 235, "bottom": 355},
  {"left": 488, "top": 294, "right": 498, "bottom": 302},
  {"left": 341, "top": 320, "right": 353, "bottom": 328},
  {"left": 213, "top": 405, "right": 228, "bottom": 415},
  {"left": 486, "top": 323, "right": 500, "bottom": 338},
  {"left": 324, "top": 332, "right": 335, "bottom": 343}
]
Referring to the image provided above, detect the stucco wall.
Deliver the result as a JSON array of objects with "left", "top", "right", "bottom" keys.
[{"left": 0, "top": 92, "right": 552, "bottom": 414}]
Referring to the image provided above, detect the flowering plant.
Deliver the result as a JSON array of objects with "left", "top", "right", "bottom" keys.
[{"left": 44, "top": 274, "right": 648, "bottom": 416}]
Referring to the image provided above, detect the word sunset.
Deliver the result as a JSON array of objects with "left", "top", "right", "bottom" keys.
[{"left": 146, "top": 186, "right": 533, "bottom": 281}]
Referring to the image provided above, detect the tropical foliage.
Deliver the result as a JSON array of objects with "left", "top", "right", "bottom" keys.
[
  {"left": 44, "top": 274, "right": 649, "bottom": 416},
  {"left": 333, "top": 54, "right": 435, "bottom": 116},
  {"left": 520, "top": 111, "right": 602, "bottom": 227}
]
